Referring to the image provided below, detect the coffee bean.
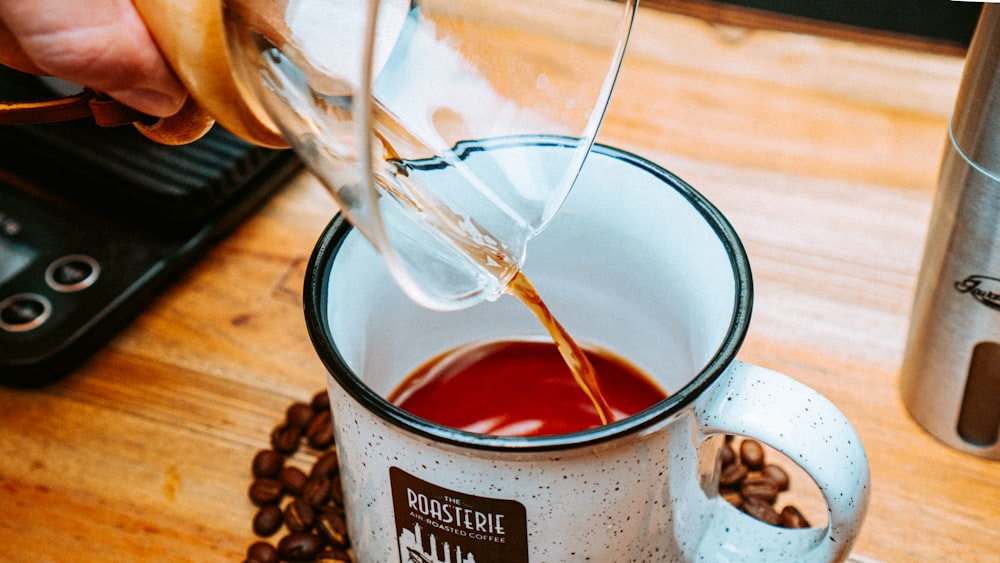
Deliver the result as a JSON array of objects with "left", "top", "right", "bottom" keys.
[
  {"left": 329, "top": 474, "right": 345, "bottom": 508},
  {"left": 270, "top": 423, "right": 301, "bottom": 455},
  {"left": 717, "top": 437, "right": 815, "bottom": 530},
  {"left": 780, "top": 505, "right": 811, "bottom": 528},
  {"left": 286, "top": 402, "right": 315, "bottom": 429},
  {"left": 246, "top": 541, "right": 279, "bottom": 563},
  {"left": 324, "top": 504, "right": 347, "bottom": 523},
  {"left": 277, "top": 532, "right": 324, "bottom": 562},
  {"left": 316, "top": 511, "right": 350, "bottom": 548},
  {"left": 739, "top": 439, "right": 765, "bottom": 470},
  {"left": 246, "top": 389, "right": 351, "bottom": 560},
  {"left": 279, "top": 466, "right": 308, "bottom": 497},
  {"left": 741, "top": 473, "right": 779, "bottom": 503},
  {"left": 248, "top": 478, "right": 284, "bottom": 506},
  {"left": 720, "top": 442, "right": 737, "bottom": 467},
  {"left": 742, "top": 496, "right": 780, "bottom": 526},
  {"left": 315, "top": 547, "right": 353, "bottom": 563},
  {"left": 311, "top": 390, "right": 330, "bottom": 413},
  {"left": 252, "top": 450, "right": 285, "bottom": 479},
  {"left": 311, "top": 450, "right": 340, "bottom": 479},
  {"left": 284, "top": 498, "right": 316, "bottom": 533},
  {"left": 762, "top": 463, "right": 790, "bottom": 492},
  {"left": 721, "top": 490, "right": 743, "bottom": 509},
  {"left": 306, "top": 410, "right": 335, "bottom": 450},
  {"left": 252, "top": 505, "right": 283, "bottom": 537},
  {"left": 719, "top": 462, "right": 748, "bottom": 487},
  {"left": 301, "top": 475, "right": 332, "bottom": 508}
]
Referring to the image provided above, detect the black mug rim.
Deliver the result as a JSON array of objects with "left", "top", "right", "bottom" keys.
[{"left": 303, "top": 138, "right": 753, "bottom": 452}]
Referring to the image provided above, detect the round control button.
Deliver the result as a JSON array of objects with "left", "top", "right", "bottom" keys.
[
  {"left": 0, "top": 293, "right": 52, "bottom": 332},
  {"left": 46, "top": 254, "right": 100, "bottom": 292}
]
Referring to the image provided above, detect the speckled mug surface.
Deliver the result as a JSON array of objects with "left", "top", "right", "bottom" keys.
[{"left": 305, "top": 141, "right": 870, "bottom": 562}]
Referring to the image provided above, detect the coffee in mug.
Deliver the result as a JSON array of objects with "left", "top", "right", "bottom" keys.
[{"left": 389, "top": 337, "right": 668, "bottom": 437}]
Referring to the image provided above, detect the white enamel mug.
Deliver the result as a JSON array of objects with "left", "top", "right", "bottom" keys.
[{"left": 304, "top": 138, "right": 870, "bottom": 562}]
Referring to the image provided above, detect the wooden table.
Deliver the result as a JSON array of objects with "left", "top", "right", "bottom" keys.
[{"left": 1, "top": 7, "right": 997, "bottom": 562}]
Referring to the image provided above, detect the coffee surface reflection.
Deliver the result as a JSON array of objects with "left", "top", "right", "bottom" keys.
[{"left": 389, "top": 338, "right": 667, "bottom": 437}]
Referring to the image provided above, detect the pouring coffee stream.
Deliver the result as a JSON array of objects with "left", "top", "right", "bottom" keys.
[{"left": 507, "top": 270, "right": 615, "bottom": 426}]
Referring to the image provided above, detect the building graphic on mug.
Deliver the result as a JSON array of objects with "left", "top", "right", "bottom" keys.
[
  {"left": 399, "top": 522, "right": 478, "bottom": 563},
  {"left": 389, "top": 468, "right": 529, "bottom": 562}
]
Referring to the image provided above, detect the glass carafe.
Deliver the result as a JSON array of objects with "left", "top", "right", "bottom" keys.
[{"left": 223, "top": 0, "right": 636, "bottom": 309}]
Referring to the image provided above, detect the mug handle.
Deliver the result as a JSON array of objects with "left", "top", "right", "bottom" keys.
[{"left": 692, "top": 361, "right": 871, "bottom": 562}]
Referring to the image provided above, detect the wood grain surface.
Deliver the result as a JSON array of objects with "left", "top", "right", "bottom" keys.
[{"left": 1, "top": 6, "right": 997, "bottom": 562}]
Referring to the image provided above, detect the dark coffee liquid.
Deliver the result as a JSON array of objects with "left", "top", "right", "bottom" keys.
[{"left": 389, "top": 339, "right": 667, "bottom": 437}]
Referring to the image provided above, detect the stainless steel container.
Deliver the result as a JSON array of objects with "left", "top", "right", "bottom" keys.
[{"left": 901, "top": 5, "right": 1000, "bottom": 460}]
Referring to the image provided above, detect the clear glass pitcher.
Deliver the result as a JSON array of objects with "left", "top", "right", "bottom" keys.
[{"left": 223, "top": 0, "right": 636, "bottom": 310}]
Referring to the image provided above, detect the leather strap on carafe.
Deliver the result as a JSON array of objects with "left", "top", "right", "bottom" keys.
[
  {"left": 0, "top": 86, "right": 216, "bottom": 145},
  {"left": 0, "top": 88, "right": 149, "bottom": 128}
]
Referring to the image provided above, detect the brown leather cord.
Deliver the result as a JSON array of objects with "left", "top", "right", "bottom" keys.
[
  {"left": 0, "top": 88, "right": 149, "bottom": 128},
  {"left": 0, "top": 88, "right": 216, "bottom": 144}
]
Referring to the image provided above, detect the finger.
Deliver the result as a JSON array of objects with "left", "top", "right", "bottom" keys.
[{"left": 0, "top": 0, "right": 187, "bottom": 116}]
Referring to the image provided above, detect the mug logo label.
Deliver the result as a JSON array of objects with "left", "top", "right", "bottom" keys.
[
  {"left": 954, "top": 275, "right": 1000, "bottom": 311},
  {"left": 390, "top": 467, "right": 528, "bottom": 563}
]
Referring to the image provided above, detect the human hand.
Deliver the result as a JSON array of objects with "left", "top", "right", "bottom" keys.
[{"left": 0, "top": 0, "right": 187, "bottom": 117}]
